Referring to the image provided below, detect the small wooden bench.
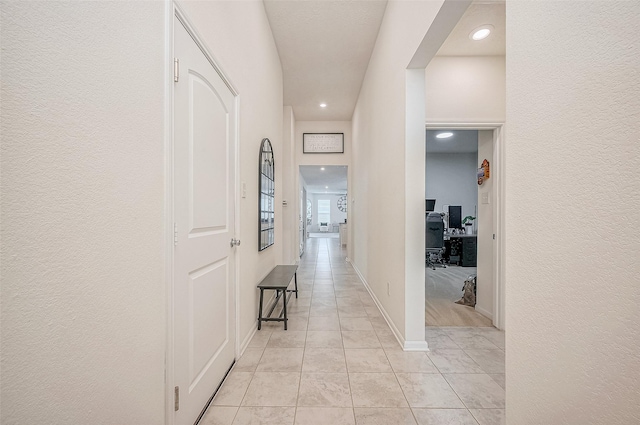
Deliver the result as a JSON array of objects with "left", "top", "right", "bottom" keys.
[{"left": 257, "top": 265, "right": 298, "bottom": 330}]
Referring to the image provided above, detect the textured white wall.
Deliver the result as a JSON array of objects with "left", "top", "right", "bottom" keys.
[
  {"left": 178, "top": 1, "right": 284, "bottom": 348},
  {"left": 299, "top": 174, "right": 309, "bottom": 256},
  {"left": 425, "top": 152, "right": 478, "bottom": 220},
  {"left": 425, "top": 56, "right": 505, "bottom": 123},
  {"left": 282, "top": 106, "right": 297, "bottom": 264},
  {"left": 475, "top": 130, "right": 493, "bottom": 319},
  {"left": 351, "top": 0, "right": 444, "bottom": 343},
  {"left": 404, "top": 68, "right": 428, "bottom": 347},
  {"left": 1, "top": 2, "right": 166, "bottom": 423},
  {"left": 506, "top": 1, "right": 640, "bottom": 423},
  {"left": 351, "top": 106, "right": 369, "bottom": 276},
  {"left": 295, "top": 121, "right": 352, "bottom": 166}
]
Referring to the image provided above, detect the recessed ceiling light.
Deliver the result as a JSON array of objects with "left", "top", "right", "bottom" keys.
[
  {"left": 436, "top": 132, "right": 453, "bottom": 139},
  {"left": 470, "top": 25, "right": 493, "bottom": 41},
  {"left": 320, "top": 167, "right": 325, "bottom": 171},
  {"left": 320, "top": 103, "right": 327, "bottom": 108},
  {"left": 325, "top": 186, "right": 328, "bottom": 189}
]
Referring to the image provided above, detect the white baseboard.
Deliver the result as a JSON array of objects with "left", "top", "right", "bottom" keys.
[
  {"left": 403, "top": 340, "right": 430, "bottom": 351},
  {"left": 239, "top": 288, "right": 279, "bottom": 357},
  {"left": 239, "top": 323, "right": 258, "bottom": 357},
  {"left": 475, "top": 305, "right": 493, "bottom": 321},
  {"left": 348, "top": 259, "right": 429, "bottom": 351}
]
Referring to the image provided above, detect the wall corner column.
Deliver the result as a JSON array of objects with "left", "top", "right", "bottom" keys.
[{"left": 404, "top": 68, "right": 427, "bottom": 350}]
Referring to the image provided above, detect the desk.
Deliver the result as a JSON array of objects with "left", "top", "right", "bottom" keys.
[{"left": 444, "top": 235, "right": 477, "bottom": 267}]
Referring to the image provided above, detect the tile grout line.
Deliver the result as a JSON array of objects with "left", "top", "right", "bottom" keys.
[
  {"left": 439, "top": 373, "right": 482, "bottom": 423},
  {"left": 292, "top": 238, "right": 317, "bottom": 424},
  {"left": 218, "top": 237, "right": 503, "bottom": 423}
]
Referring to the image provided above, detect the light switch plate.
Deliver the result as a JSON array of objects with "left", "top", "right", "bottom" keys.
[{"left": 482, "top": 192, "right": 490, "bottom": 204}]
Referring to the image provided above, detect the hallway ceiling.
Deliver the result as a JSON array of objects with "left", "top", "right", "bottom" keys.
[
  {"left": 264, "top": 0, "right": 388, "bottom": 121},
  {"left": 436, "top": 1, "right": 505, "bottom": 56},
  {"left": 300, "top": 165, "right": 348, "bottom": 194},
  {"left": 264, "top": 0, "right": 504, "bottom": 121},
  {"left": 426, "top": 130, "right": 478, "bottom": 154}
]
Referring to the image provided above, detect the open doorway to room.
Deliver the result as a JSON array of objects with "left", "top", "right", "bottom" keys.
[
  {"left": 425, "top": 129, "right": 492, "bottom": 327},
  {"left": 400, "top": 0, "right": 505, "bottom": 409},
  {"left": 299, "top": 165, "right": 348, "bottom": 245},
  {"left": 419, "top": 0, "right": 506, "bottom": 334}
]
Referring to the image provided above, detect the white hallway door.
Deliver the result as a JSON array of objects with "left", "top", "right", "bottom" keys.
[{"left": 173, "top": 14, "right": 237, "bottom": 425}]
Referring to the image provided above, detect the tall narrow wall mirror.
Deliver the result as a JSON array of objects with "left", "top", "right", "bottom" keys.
[{"left": 259, "top": 138, "right": 275, "bottom": 251}]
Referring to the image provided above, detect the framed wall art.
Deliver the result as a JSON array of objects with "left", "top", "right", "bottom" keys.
[{"left": 303, "top": 133, "right": 344, "bottom": 154}]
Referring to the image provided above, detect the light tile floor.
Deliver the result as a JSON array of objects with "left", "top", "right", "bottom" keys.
[{"left": 201, "top": 238, "right": 505, "bottom": 425}]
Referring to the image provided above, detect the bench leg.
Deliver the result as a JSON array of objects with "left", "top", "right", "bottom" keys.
[
  {"left": 258, "top": 288, "right": 264, "bottom": 330},
  {"left": 294, "top": 272, "right": 298, "bottom": 299},
  {"left": 282, "top": 289, "right": 287, "bottom": 331}
]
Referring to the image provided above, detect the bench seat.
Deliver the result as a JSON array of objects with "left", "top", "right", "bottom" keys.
[{"left": 257, "top": 265, "right": 298, "bottom": 330}]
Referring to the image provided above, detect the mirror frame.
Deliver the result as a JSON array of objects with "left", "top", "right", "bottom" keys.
[{"left": 258, "top": 138, "right": 275, "bottom": 251}]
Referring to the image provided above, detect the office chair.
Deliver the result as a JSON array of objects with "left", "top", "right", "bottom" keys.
[{"left": 426, "top": 212, "right": 446, "bottom": 270}]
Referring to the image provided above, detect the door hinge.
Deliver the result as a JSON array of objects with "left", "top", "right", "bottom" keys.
[
  {"left": 174, "top": 386, "right": 180, "bottom": 411},
  {"left": 174, "top": 223, "right": 178, "bottom": 246},
  {"left": 174, "top": 58, "right": 179, "bottom": 82}
]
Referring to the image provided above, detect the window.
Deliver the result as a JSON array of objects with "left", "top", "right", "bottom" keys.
[{"left": 317, "top": 200, "right": 330, "bottom": 224}]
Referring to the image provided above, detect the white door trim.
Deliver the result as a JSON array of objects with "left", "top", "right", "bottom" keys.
[
  {"left": 425, "top": 122, "right": 506, "bottom": 331},
  {"left": 164, "top": 2, "right": 175, "bottom": 424},
  {"left": 173, "top": 5, "right": 239, "bottom": 97},
  {"left": 165, "top": 3, "right": 241, "bottom": 424}
]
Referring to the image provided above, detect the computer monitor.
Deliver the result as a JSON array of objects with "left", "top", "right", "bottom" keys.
[
  {"left": 425, "top": 199, "right": 436, "bottom": 212},
  {"left": 448, "top": 205, "right": 462, "bottom": 229}
]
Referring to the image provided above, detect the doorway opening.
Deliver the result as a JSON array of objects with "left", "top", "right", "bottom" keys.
[
  {"left": 425, "top": 129, "right": 491, "bottom": 327},
  {"left": 299, "top": 165, "right": 348, "bottom": 247},
  {"left": 423, "top": 125, "right": 504, "bottom": 330}
]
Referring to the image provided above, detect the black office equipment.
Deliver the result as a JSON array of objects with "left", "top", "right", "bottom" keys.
[
  {"left": 461, "top": 237, "right": 477, "bottom": 267},
  {"left": 426, "top": 212, "right": 444, "bottom": 248},
  {"left": 425, "top": 199, "right": 436, "bottom": 212},
  {"left": 444, "top": 235, "right": 477, "bottom": 266},
  {"left": 426, "top": 212, "right": 446, "bottom": 269},
  {"left": 446, "top": 238, "right": 461, "bottom": 264},
  {"left": 448, "top": 206, "right": 462, "bottom": 229}
]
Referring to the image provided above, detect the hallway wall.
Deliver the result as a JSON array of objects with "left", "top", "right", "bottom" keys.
[
  {"left": 1, "top": 1, "right": 285, "bottom": 423},
  {"left": 475, "top": 130, "right": 494, "bottom": 319},
  {"left": 295, "top": 121, "right": 352, "bottom": 166},
  {"left": 351, "top": 0, "right": 445, "bottom": 345},
  {"left": 425, "top": 56, "right": 505, "bottom": 124},
  {"left": 1, "top": 2, "right": 166, "bottom": 423},
  {"left": 506, "top": 1, "right": 640, "bottom": 423},
  {"left": 425, "top": 152, "right": 478, "bottom": 219},
  {"left": 282, "top": 106, "right": 297, "bottom": 264}
]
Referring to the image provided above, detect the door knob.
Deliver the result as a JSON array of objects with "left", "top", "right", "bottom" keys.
[{"left": 230, "top": 238, "right": 241, "bottom": 247}]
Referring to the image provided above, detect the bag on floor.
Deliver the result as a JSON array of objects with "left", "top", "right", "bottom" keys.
[{"left": 455, "top": 274, "right": 476, "bottom": 307}]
